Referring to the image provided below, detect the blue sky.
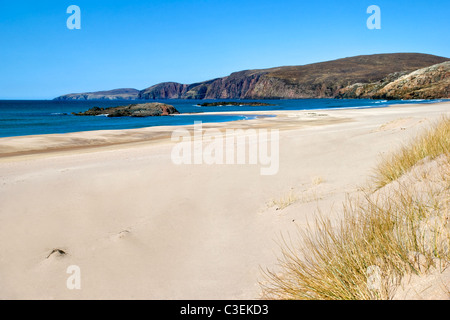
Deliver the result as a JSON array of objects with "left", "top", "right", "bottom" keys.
[{"left": 0, "top": 0, "right": 449, "bottom": 99}]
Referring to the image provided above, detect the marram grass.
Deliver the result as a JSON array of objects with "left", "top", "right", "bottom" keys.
[
  {"left": 374, "top": 116, "right": 449, "bottom": 189},
  {"left": 261, "top": 116, "right": 449, "bottom": 300}
]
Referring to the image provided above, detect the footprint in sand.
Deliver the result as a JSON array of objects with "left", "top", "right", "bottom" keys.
[
  {"left": 375, "top": 117, "right": 425, "bottom": 132},
  {"left": 109, "top": 230, "right": 131, "bottom": 242},
  {"left": 46, "top": 248, "right": 67, "bottom": 259}
]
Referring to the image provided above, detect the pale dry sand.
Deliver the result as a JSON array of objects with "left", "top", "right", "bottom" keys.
[{"left": 0, "top": 102, "right": 448, "bottom": 299}]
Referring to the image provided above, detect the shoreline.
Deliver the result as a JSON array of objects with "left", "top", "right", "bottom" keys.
[
  {"left": 1, "top": 101, "right": 447, "bottom": 160},
  {"left": 0, "top": 101, "right": 448, "bottom": 299}
]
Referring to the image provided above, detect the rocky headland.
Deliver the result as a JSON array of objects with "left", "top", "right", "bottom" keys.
[
  {"left": 55, "top": 53, "right": 449, "bottom": 101},
  {"left": 56, "top": 88, "right": 140, "bottom": 101},
  {"left": 337, "top": 61, "right": 450, "bottom": 100}
]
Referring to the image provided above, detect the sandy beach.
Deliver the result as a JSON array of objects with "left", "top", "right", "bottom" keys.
[{"left": 0, "top": 101, "right": 449, "bottom": 299}]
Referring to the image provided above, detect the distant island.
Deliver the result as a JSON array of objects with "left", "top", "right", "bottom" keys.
[
  {"left": 197, "top": 102, "right": 275, "bottom": 107},
  {"left": 58, "top": 88, "right": 140, "bottom": 101},
  {"left": 72, "top": 103, "right": 180, "bottom": 117},
  {"left": 55, "top": 53, "right": 450, "bottom": 101}
]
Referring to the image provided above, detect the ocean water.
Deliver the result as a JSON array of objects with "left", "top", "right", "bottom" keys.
[{"left": 0, "top": 99, "right": 445, "bottom": 138}]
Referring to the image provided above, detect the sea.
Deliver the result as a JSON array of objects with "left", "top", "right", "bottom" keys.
[{"left": 0, "top": 99, "right": 446, "bottom": 138}]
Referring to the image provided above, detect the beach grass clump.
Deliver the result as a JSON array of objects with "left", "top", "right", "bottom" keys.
[
  {"left": 312, "top": 176, "right": 325, "bottom": 185},
  {"left": 269, "top": 190, "right": 299, "bottom": 210},
  {"left": 261, "top": 117, "right": 450, "bottom": 300},
  {"left": 374, "top": 116, "right": 449, "bottom": 189}
]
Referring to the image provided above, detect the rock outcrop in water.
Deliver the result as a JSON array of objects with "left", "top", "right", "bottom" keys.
[{"left": 72, "top": 103, "right": 180, "bottom": 117}]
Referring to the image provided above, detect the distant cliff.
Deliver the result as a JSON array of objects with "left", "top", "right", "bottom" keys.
[
  {"left": 138, "top": 53, "right": 449, "bottom": 100},
  {"left": 55, "top": 53, "right": 450, "bottom": 101},
  {"left": 54, "top": 88, "right": 139, "bottom": 101}
]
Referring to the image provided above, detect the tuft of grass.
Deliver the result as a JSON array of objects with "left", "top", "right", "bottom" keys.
[
  {"left": 269, "top": 187, "right": 324, "bottom": 211},
  {"left": 312, "top": 176, "right": 325, "bottom": 185},
  {"left": 374, "top": 116, "right": 449, "bottom": 189},
  {"left": 261, "top": 116, "right": 450, "bottom": 300},
  {"left": 269, "top": 190, "right": 299, "bottom": 210}
]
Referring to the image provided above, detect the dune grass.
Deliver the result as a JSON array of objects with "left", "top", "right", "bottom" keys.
[
  {"left": 374, "top": 116, "right": 449, "bottom": 189},
  {"left": 261, "top": 116, "right": 450, "bottom": 300},
  {"left": 269, "top": 190, "right": 299, "bottom": 210}
]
